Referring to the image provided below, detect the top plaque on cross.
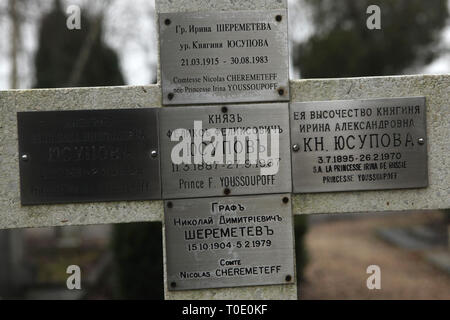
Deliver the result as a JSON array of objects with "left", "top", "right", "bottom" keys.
[{"left": 159, "top": 9, "right": 290, "bottom": 105}]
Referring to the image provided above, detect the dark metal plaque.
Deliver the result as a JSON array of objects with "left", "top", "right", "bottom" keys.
[
  {"left": 17, "top": 108, "right": 161, "bottom": 205},
  {"left": 159, "top": 103, "right": 292, "bottom": 199},
  {"left": 290, "top": 97, "right": 428, "bottom": 193},
  {"left": 164, "top": 194, "right": 295, "bottom": 290},
  {"left": 159, "top": 10, "right": 289, "bottom": 105}
]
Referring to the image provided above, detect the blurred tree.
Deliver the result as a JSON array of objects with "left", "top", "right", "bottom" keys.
[
  {"left": 295, "top": 0, "right": 449, "bottom": 78},
  {"left": 294, "top": 215, "right": 308, "bottom": 281},
  {"left": 9, "top": 0, "right": 20, "bottom": 89},
  {"left": 34, "top": 0, "right": 123, "bottom": 87},
  {"left": 292, "top": 0, "right": 448, "bottom": 284},
  {"left": 111, "top": 223, "right": 164, "bottom": 300},
  {"left": 34, "top": 0, "right": 163, "bottom": 300}
]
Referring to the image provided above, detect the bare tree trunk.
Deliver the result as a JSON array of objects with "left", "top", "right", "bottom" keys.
[
  {"left": 67, "top": 0, "right": 112, "bottom": 87},
  {"left": 9, "top": 0, "right": 20, "bottom": 89}
]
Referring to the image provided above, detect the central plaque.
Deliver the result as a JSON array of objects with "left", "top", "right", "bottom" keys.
[
  {"left": 17, "top": 108, "right": 161, "bottom": 205},
  {"left": 164, "top": 194, "right": 295, "bottom": 290},
  {"left": 159, "top": 10, "right": 289, "bottom": 105},
  {"left": 290, "top": 97, "right": 428, "bottom": 193},
  {"left": 159, "top": 103, "right": 291, "bottom": 199}
]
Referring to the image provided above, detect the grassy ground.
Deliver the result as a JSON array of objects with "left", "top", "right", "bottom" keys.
[{"left": 299, "top": 211, "right": 450, "bottom": 300}]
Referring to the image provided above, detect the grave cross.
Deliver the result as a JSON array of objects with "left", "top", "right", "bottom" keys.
[{"left": 0, "top": 0, "right": 449, "bottom": 300}]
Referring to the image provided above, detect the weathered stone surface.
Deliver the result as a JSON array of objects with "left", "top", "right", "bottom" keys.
[
  {"left": 1, "top": 75, "right": 448, "bottom": 300},
  {"left": 164, "top": 282, "right": 297, "bottom": 300},
  {"left": 0, "top": 85, "right": 163, "bottom": 230},
  {"left": 156, "top": 0, "right": 286, "bottom": 13}
]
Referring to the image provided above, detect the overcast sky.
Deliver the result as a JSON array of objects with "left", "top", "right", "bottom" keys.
[{"left": 0, "top": 0, "right": 449, "bottom": 90}]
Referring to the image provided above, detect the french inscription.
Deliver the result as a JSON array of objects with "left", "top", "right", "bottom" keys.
[
  {"left": 159, "top": 10, "right": 289, "bottom": 105},
  {"left": 290, "top": 97, "right": 428, "bottom": 193}
]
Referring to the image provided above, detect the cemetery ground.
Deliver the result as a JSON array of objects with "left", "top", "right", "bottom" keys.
[
  {"left": 300, "top": 210, "right": 450, "bottom": 300},
  {"left": 3, "top": 210, "right": 449, "bottom": 299}
]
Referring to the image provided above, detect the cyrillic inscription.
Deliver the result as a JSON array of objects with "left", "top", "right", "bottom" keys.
[
  {"left": 17, "top": 109, "right": 161, "bottom": 205},
  {"left": 165, "top": 194, "right": 295, "bottom": 290},
  {"left": 159, "top": 103, "right": 291, "bottom": 199},
  {"left": 290, "top": 97, "right": 428, "bottom": 193},
  {"left": 159, "top": 10, "right": 289, "bottom": 105}
]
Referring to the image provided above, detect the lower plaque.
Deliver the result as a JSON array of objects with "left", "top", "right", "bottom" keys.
[
  {"left": 164, "top": 194, "right": 295, "bottom": 291},
  {"left": 17, "top": 108, "right": 161, "bottom": 205}
]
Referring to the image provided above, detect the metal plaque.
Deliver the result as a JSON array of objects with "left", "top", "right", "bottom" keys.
[
  {"left": 159, "top": 10, "right": 289, "bottom": 105},
  {"left": 164, "top": 194, "right": 295, "bottom": 290},
  {"left": 290, "top": 97, "right": 428, "bottom": 193},
  {"left": 17, "top": 108, "right": 161, "bottom": 205},
  {"left": 159, "top": 103, "right": 291, "bottom": 199}
]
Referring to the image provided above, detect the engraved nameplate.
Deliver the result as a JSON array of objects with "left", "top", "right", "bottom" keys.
[
  {"left": 159, "top": 10, "right": 289, "bottom": 105},
  {"left": 290, "top": 97, "right": 428, "bottom": 193},
  {"left": 159, "top": 103, "right": 291, "bottom": 199},
  {"left": 17, "top": 108, "right": 161, "bottom": 205},
  {"left": 164, "top": 194, "right": 295, "bottom": 290}
]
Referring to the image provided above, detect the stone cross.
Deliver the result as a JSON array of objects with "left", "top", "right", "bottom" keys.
[{"left": 0, "top": 0, "right": 449, "bottom": 300}]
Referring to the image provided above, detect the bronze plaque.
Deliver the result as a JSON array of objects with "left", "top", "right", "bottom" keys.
[{"left": 17, "top": 109, "right": 161, "bottom": 205}]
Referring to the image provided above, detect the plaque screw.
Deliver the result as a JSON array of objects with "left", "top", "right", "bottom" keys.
[
  {"left": 275, "top": 15, "right": 283, "bottom": 22},
  {"left": 418, "top": 138, "right": 425, "bottom": 145},
  {"left": 164, "top": 18, "right": 171, "bottom": 26},
  {"left": 21, "top": 154, "right": 29, "bottom": 161},
  {"left": 168, "top": 93, "right": 174, "bottom": 100},
  {"left": 292, "top": 144, "right": 300, "bottom": 152},
  {"left": 221, "top": 106, "right": 228, "bottom": 113},
  {"left": 224, "top": 188, "right": 231, "bottom": 195},
  {"left": 170, "top": 281, "right": 176, "bottom": 288},
  {"left": 278, "top": 88, "right": 285, "bottom": 96},
  {"left": 167, "top": 201, "right": 173, "bottom": 209},
  {"left": 282, "top": 197, "right": 289, "bottom": 204},
  {"left": 285, "top": 275, "right": 292, "bottom": 282},
  {"left": 150, "top": 150, "right": 158, "bottom": 158}
]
